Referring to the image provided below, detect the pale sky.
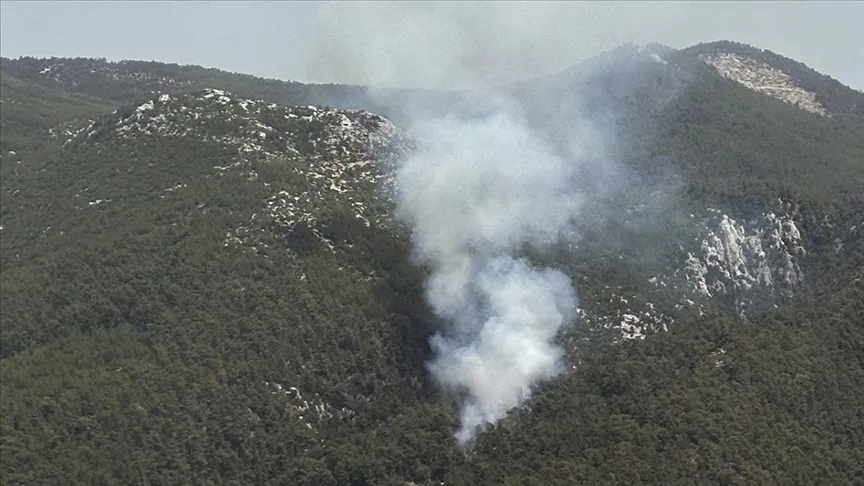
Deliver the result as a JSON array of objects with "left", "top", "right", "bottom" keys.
[{"left": 1, "top": 1, "right": 862, "bottom": 90}]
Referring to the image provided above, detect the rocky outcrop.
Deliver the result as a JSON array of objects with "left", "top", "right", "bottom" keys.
[
  {"left": 681, "top": 207, "right": 806, "bottom": 313},
  {"left": 700, "top": 52, "right": 830, "bottom": 117}
]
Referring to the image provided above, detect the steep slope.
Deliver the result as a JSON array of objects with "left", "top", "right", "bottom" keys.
[{"left": 512, "top": 41, "right": 864, "bottom": 324}]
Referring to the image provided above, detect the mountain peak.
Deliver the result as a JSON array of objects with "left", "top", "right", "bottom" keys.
[
  {"left": 680, "top": 40, "right": 864, "bottom": 119},
  {"left": 698, "top": 50, "right": 830, "bottom": 116}
]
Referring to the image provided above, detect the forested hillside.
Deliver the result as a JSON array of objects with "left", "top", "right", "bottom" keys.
[{"left": 1, "top": 41, "right": 862, "bottom": 485}]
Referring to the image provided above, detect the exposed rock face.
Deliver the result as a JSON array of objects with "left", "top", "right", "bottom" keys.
[
  {"left": 682, "top": 207, "right": 806, "bottom": 313},
  {"left": 583, "top": 205, "right": 812, "bottom": 342},
  {"left": 588, "top": 298, "right": 671, "bottom": 344},
  {"left": 263, "top": 381, "right": 355, "bottom": 432},
  {"left": 700, "top": 52, "right": 831, "bottom": 117},
  {"left": 63, "top": 89, "right": 411, "bottom": 161}
]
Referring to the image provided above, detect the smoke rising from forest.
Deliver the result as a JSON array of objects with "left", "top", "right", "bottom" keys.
[
  {"left": 313, "top": 2, "right": 624, "bottom": 449},
  {"left": 394, "top": 104, "right": 590, "bottom": 447}
]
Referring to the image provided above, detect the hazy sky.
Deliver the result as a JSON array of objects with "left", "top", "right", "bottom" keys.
[{"left": 1, "top": 1, "right": 862, "bottom": 90}]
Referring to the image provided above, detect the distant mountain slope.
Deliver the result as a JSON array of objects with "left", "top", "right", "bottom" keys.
[
  {"left": 0, "top": 56, "right": 466, "bottom": 127},
  {"left": 0, "top": 56, "right": 360, "bottom": 106},
  {"left": 5, "top": 40, "right": 863, "bottom": 127}
]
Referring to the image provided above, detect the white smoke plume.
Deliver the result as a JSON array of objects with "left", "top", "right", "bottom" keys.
[
  {"left": 392, "top": 98, "right": 609, "bottom": 449},
  {"left": 308, "top": 1, "right": 696, "bottom": 90},
  {"left": 312, "top": 2, "right": 622, "bottom": 449}
]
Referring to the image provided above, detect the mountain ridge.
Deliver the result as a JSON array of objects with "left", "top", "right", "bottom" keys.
[
  {"left": 3, "top": 40, "right": 861, "bottom": 348},
  {"left": 5, "top": 38, "right": 862, "bottom": 125},
  {"left": 3, "top": 40, "right": 862, "bottom": 348}
]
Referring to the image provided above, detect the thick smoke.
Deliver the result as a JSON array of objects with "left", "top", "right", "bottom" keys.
[
  {"left": 312, "top": 3, "right": 622, "bottom": 449},
  {"left": 393, "top": 98, "right": 611, "bottom": 448}
]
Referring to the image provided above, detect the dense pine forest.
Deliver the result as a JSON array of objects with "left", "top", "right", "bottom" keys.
[{"left": 1, "top": 41, "right": 863, "bottom": 485}]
